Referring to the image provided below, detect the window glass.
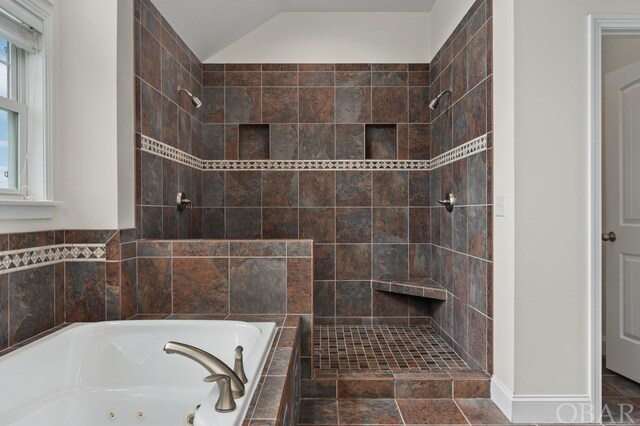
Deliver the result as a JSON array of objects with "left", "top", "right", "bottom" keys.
[
  {"left": 0, "top": 39, "right": 8, "bottom": 99},
  {"left": 0, "top": 39, "right": 8, "bottom": 63},
  {"left": 0, "top": 109, "right": 17, "bottom": 190}
]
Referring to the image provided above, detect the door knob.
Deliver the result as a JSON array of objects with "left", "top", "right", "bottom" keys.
[{"left": 602, "top": 231, "right": 617, "bottom": 242}]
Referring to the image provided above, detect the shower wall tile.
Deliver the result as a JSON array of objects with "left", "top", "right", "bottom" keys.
[
  {"left": 299, "top": 208, "right": 335, "bottom": 243},
  {"left": 262, "top": 87, "right": 298, "bottom": 123},
  {"left": 270, "top": 124, "right": 298, "bottom": 160},
  {"left": 173, "top": 258, "right": 229, "bottom": 314},
  {"left": 335, "top": 244, "right": 371, "bottom": 281},
  {"left": 137, "top": 257, "right": 172, "bottom": 314},
  {"left": 428, "top": 0, "right": 493, "bottom": 373},
  {"left": 225, "top": 87, "right": 261, "bottom": 123},
  {"left": 134, "top": 240, "right": 313, "bottom": 317},
  {"left": 134, "top": 44, "right": 438, "bottom": 332},
  {"left": 336, "top": 281, "right": 372, "bottom": 317},
  {"left": 135, "top": 2, "right": 203, "bottom": 239},
  {"left": 336, "top": 124, "right": 365, "bottom": 159},
  {"left": 299, "top": 124, "right": 335, "bottom": 160},
  {"left": 225, "top": 208, "right": 262, "bottom": 239},
  {"left": 299, "top": 87, "right": 335, "bottom": 123},
  {"left": 263, "top": 208, "right": 298, "bottom": 239},
  {"left": 372, "top": 87, "right": 408, "bottom": 123},
  {"left": 287, "top": 258, "right": 313, "bottom": 314}
]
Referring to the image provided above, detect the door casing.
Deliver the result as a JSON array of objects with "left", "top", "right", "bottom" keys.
[{"left": 589, "top": 15, "right": 640, "bottom": 424}]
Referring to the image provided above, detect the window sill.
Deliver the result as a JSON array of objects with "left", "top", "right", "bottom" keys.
[{"left": 0, "top": 199, "right": 62, "bottom": 220}]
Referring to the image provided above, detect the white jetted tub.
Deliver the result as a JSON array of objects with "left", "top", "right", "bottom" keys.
[{"left": 0, "top": 320, "right": 277, "bottom": 426}]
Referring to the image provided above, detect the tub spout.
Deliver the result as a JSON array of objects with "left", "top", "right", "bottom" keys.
[{"left": 163, "top": 341, "right": 245, "bottom": 398}]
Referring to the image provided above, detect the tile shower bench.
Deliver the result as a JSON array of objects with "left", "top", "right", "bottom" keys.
[{"left": 371, "top": 278, "right": 447, "bottom": 301}]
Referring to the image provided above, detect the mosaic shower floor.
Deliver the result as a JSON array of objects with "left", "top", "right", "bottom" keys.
[{"left": 314, "top": 325, "right": 470, "bottom": 372}]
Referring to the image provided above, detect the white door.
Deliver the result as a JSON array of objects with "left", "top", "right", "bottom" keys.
[{"left": 605, "top": 60, "right": 640, "bottom": 382}]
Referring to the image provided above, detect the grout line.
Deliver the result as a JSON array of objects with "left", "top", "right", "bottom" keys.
[
  {"left": 453, "top": 398, "right": 472, "bottom": 425},
  {"left": 394, "top": 399, "right": 407, "bottom": 426}
]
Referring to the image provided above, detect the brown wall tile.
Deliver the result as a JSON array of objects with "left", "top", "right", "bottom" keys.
[
  {"left": 225, "top": 87, "right": 261, "bottom": 123},
  {"left": 230, "top": 258, "right": 287, "bottom": 314},
  {"left": 262, "top": 208, "right": 298, "bottom": 239},
  {"left": 299, "top": 87, "right": 334, "bottom": 123},
  {"left": 173, "top": 258, "right": 229, "bottom": 314},
  {"left": 262, "top": 87, "right": 298, "bottom": 123},
  {"left": 9, "top": 266, "right": 55, "bottom": 345},
  {"left": 65, "top": 262, "right": 106, "bottom": 323},
  {"left": 299, "top": 208, "right": 335, "bottom": 243},
  {"left": 137, "top": 258, "right": 172, "bottom": 314},
  {"left": 287, "top": 258, "right": 313, "bottom": 314},
  {"left": 262, "top": 171, "right": 298, "bottom": 207},
  {"left": 336, "top": 244, "right": 371, "bottom": 280},
  {"left": 336, "top": 208, "right": 371, "bottom": 243},
  {"left": 299, "top": 171, "right": 335, "bottom": 207},
  {"left": 336, "top": 124, "right": 365, "bottom": 159},
  {"left": 0, "top": 275, "right": 7, "bottom": 350},
  {"left": 270, "top": 124, "right": 298, "bottom": 160},
  {"left": 372, "top": 87, "right": 408, "bottom": 123},
  {"left": 336, "top": 281, "right": 372, "bottom": 317},
  {"left": 299, "top": 124, "right": 335, "bottom": 160}
]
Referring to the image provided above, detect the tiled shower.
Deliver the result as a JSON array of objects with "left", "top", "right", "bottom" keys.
[
  {"left": 134, "top": 0, "right": 493, "bottom": 383},
  {"left": 0, "top": 0, "right": 493, "bottom": 412}
]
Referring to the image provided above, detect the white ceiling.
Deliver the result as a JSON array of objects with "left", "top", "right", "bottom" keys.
[{"left": 150, "top": 0, "right": 437, "bottom": 61}]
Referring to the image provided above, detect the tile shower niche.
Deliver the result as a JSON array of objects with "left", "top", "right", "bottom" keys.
[
  {"left": 239, "top": 124, "right": 270, "bottom": 160},
  {"left": 365, "top": 124, "right": 397, "bottom": 159}
]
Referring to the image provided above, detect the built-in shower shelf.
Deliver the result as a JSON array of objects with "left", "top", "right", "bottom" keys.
[{"left": 371, "top": 278, "right": 447, "bottom": 301}]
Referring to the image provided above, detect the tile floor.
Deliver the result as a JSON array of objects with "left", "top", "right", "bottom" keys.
[
  {"left": 298, "top": 361, "right": 640, "bottom": 425},
  {"left": 603, "top": 361, "right": 640, "bottom": 424},
  {"left": 314, "top": 325, "right": 470, "bottom": 372},
  {"left": 298, "top": 397, "right": 510, "bottom": 425}
]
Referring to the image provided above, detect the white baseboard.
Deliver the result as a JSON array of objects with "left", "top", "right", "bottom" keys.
[
  {"left": 491, "top": 377, "right": 595, "bottom": 423},
  {"left": 491, "top": 377, "right": 513, "bottom": 420}
]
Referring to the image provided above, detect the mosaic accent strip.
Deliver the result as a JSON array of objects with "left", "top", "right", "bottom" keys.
[
  {"left": 0, "top": 244, "right": 106, "bottom": 274},
  {"left": 314, "top": 325, "right": 470, "bottom": 372},
  {"left": 430, "top": 134, "right": 488, "bottom": 170},
  {"left": 140, "top": 134, "right": 488, "bottom": 172},
  {"left": 141, "top": 136, "right": 202, "bottom": 169}
]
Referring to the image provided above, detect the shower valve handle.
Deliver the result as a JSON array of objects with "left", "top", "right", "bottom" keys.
[
  {"left": 177, "top": 192, "right": 192, "bottom": 212},
  {"left": 437, "top": 193, "right": 456, "bottom": 212}
]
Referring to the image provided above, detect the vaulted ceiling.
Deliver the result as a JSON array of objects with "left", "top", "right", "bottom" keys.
[{"left": 150, "top": 0, "right": 436, "bottom": 61}]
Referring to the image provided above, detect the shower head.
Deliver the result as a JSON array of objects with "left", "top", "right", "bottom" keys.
[
  {"left": 178, "top": 85, "right": 202, "bottom": 109},
  {"left": 429, "top": 89, "right": 452, "bottom": 110}
]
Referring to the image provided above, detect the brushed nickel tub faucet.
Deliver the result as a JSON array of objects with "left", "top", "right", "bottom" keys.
[{"left": 163, "top": 341, "right": 246, "bottom": 412}]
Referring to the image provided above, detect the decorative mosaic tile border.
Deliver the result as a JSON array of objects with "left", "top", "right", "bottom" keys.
[
  {"left": 0, "top": 244, "right": 106, "bottom": 275},
  {"left": 140, "top": 134, "right": 488, "bottom": 171},
  {"left": 430, "top": 134, "right": 488, "bottom": 170}
]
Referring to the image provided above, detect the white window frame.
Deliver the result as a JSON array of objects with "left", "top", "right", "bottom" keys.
[
  {"left": 0, "top": 0, "right": 60, "bottom": 220},
  {"left": 0, "top": 43, "right": 28, "bottom": 196}
]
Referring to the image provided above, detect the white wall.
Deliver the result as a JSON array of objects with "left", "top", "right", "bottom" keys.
[
  {"left": 492, "top": 0, "right": 516, "bottom": 395},
  {"left": 492, "top": 0, "right": 640, "bottom": 403},
  {"left": 39, "top": 0, "right": 133, "bottom": 232},
  {"left": 207, "top": 12, "right": 430, "bottom": 63},
  {"left": 117, "top": 0, "right": 135, "bottom": 229},
  {"left": 429, "top": 0, "right": 475, "bottom": 60}
]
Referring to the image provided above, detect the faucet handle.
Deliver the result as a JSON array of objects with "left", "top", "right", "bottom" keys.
[
  {"left": 234, "top": 346, "right": 248, "bottom": 384},
  {"left": 203, "top": 374, "right": 237, "bottom": 413}
]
